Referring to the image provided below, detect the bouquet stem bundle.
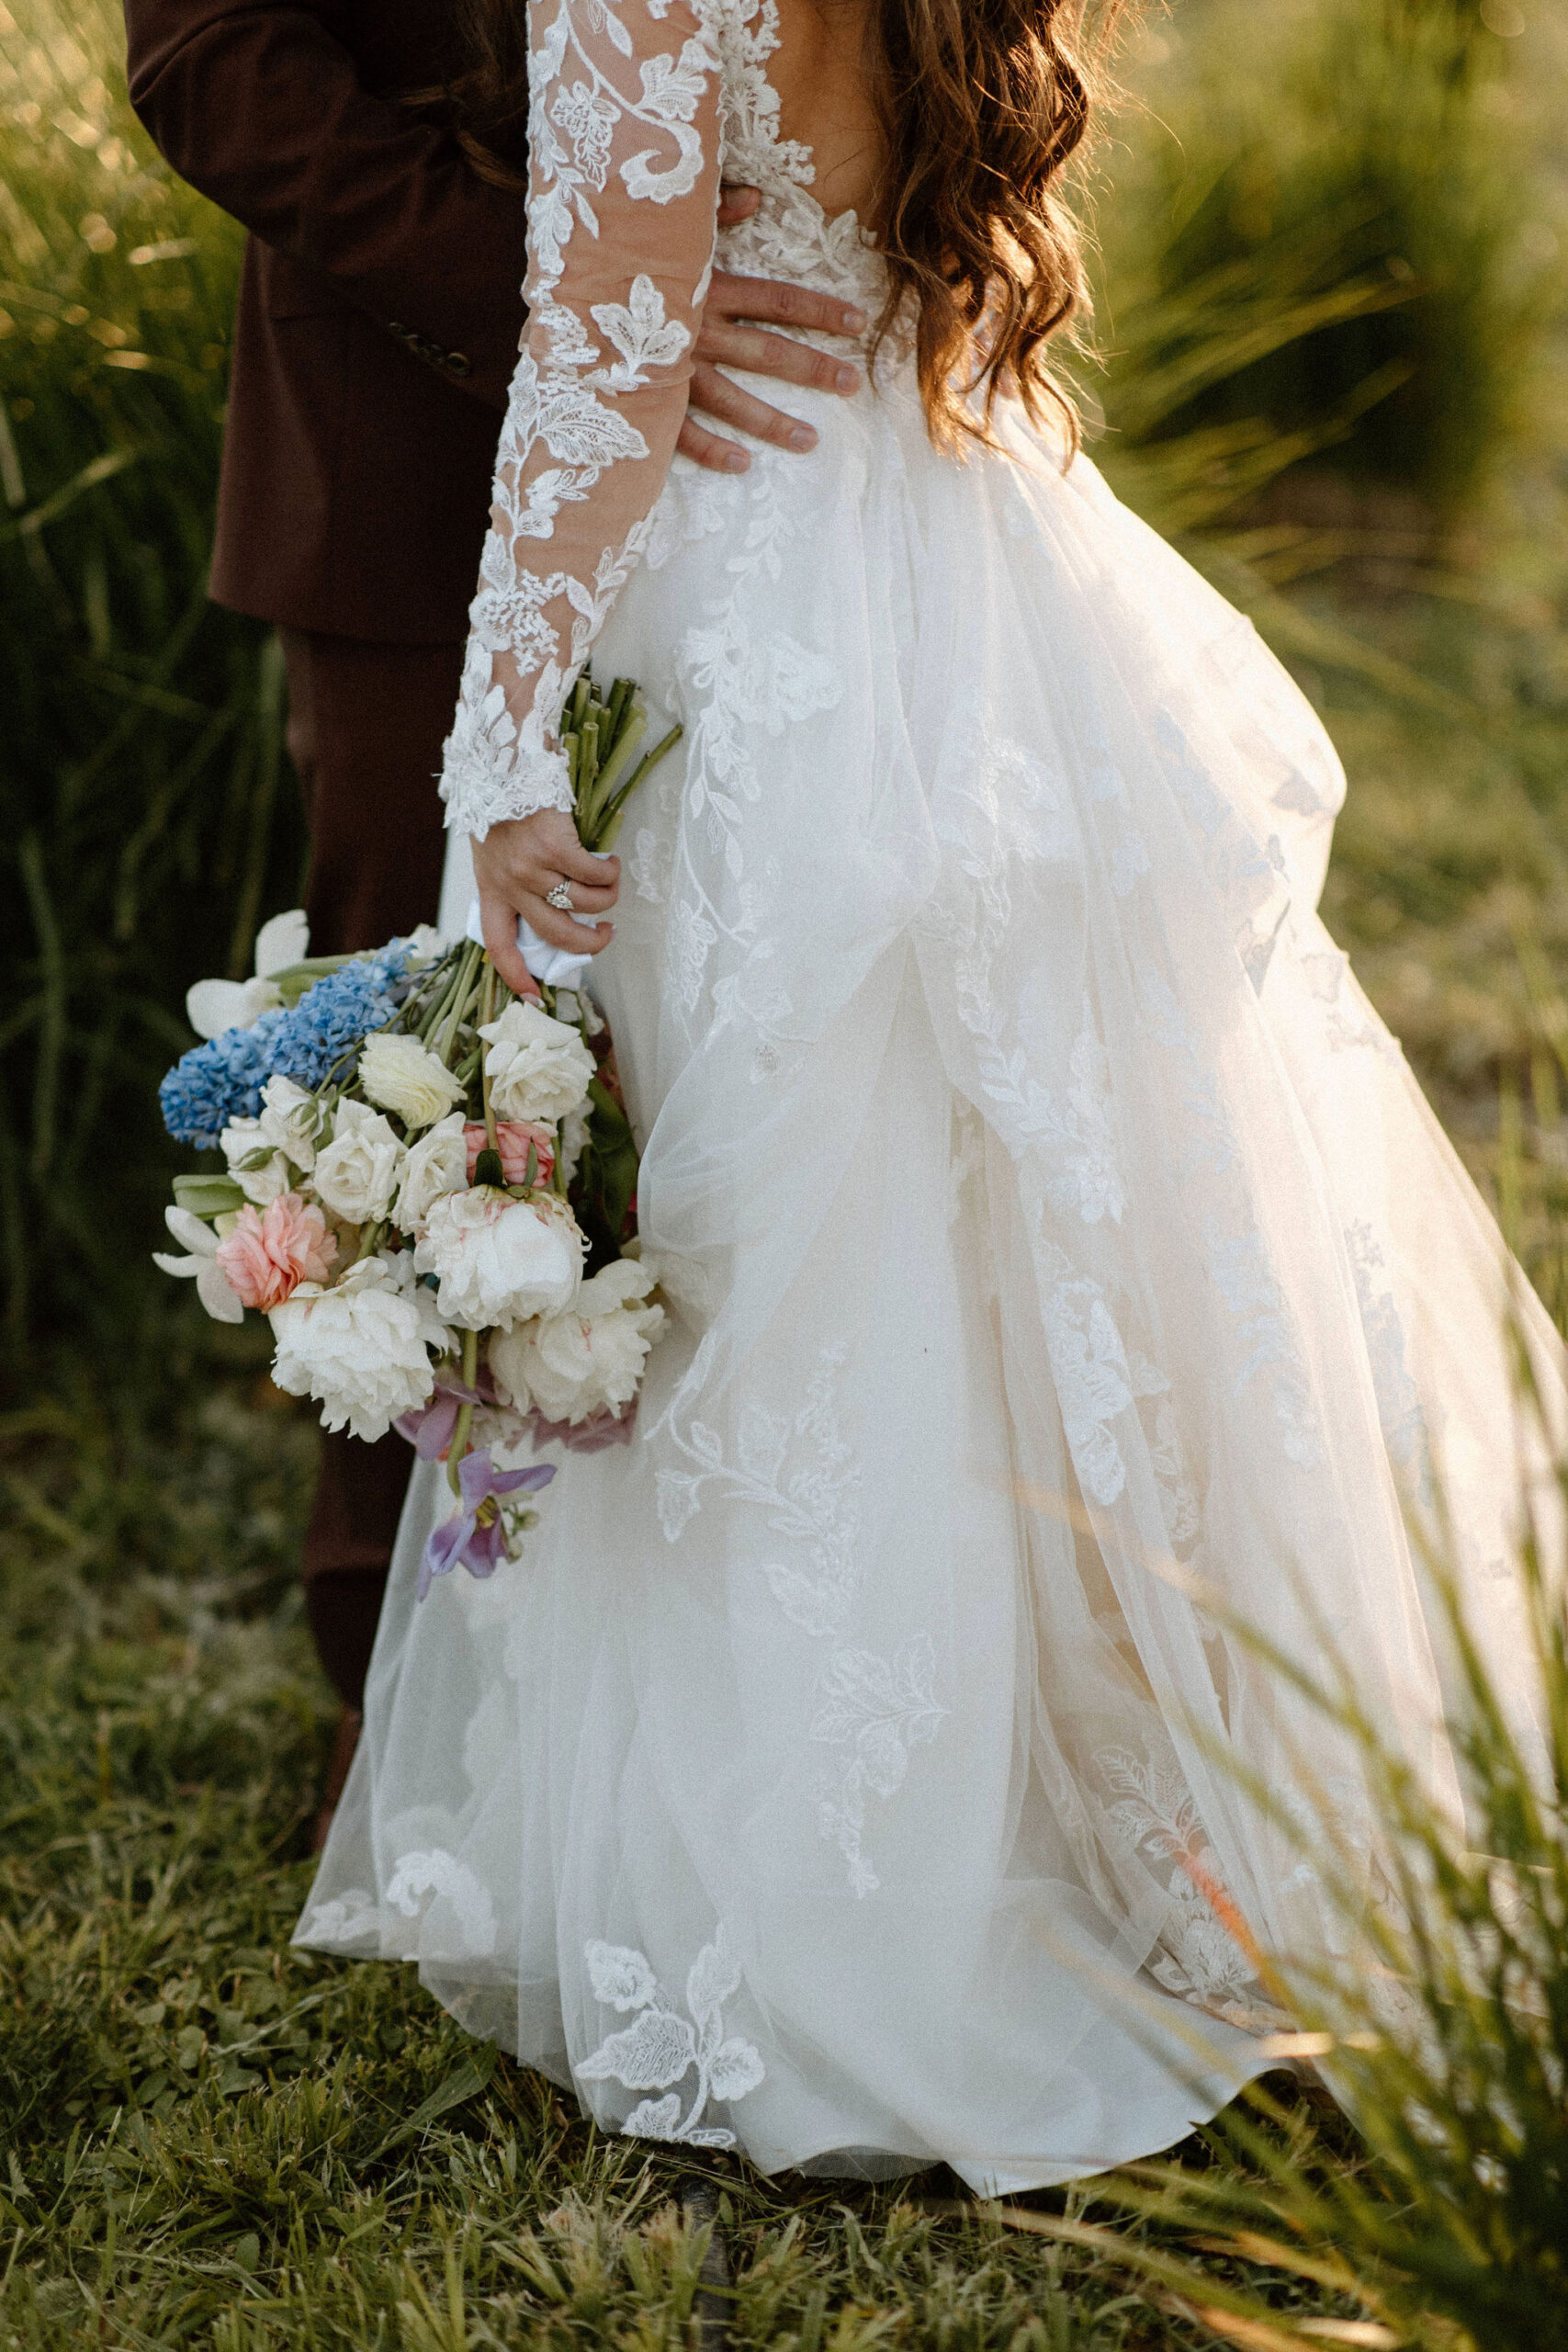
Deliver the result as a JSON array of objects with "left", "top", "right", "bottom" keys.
[{"left": 559, "top": 671, "right": 682, "bottom": 854}]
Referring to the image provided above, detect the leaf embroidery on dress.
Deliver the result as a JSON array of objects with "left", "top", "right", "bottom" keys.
[
  {"left": 1097, "top": 1747, "right": 1267, "bottom": 2026},
  {"left": 578, "top": 1927, "right": 764, "bottom": 2145},
  {"left": 811, "top": 1634, "right": 948, "bottom": 1897},
  {"left": 655, "top": 1340, "right": 861, "bottom": 1636}
]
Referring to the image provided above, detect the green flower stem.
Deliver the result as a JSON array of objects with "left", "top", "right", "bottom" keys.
[
  {"left": 438, "top": 942, "right": 483, "bottom": 1069},
  {"left": 355, "top": 1218, "right": 386, "bottom": 1263},
  {"left": 581, "top": 708, "right": 647, "bottom": 845},
  {"left": 595, "top": 723, "right": 684, "bottom": 851},
  {"left": 479, "top": 957, "right": 500, "bottom": 1155},
  {"left": 415, "top": 950, "right": 468, "bottom": 1044},
  {"left": 446, "top": 1328, "right": 480, "bottom": 1497}
]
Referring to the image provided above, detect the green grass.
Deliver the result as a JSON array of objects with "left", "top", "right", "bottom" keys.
[{"left": 5, "top": 0, "right": 1568, "bottom": 2340}]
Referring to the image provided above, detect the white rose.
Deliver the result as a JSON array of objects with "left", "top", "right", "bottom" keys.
[
  {"left": 413, "top": 1186, "right": 582, "bottom": 1330},
  {"left": 393, "top": 1110, "right": 468, "bottom": 1232},
  {"left": 269, "top": 1255, "right": 450, "bottom": 1441},
  {"left": 479, "top": 999, "right": 596, "bottom": 1125},
  {"left": 311, "top": 1097, "right": 406, "bottom": 1225},
  {"left": 257, "top": 1074, "right": 325, "bottom": 1172},
  {"left": 358, "top": 1032, "right": 466, "bottom": 1132},
  {"left": 491, "top": 1258, "right": 664, "bottom": 1424}
]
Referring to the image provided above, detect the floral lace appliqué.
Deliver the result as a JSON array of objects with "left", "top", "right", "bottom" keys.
[
  {"left": 655, "top": 1337, "right": 861, "bottom": 1636},
  {"left": 578, "top": 1928, "right": 764, "bottom": 2145},
  {"left": 385, "top": 1848, "right": 499, "bottom": 1958},
  {"left": 1098, "top": 1747, "right": 1274, "bottom": 2028},
  {"left": 440, "top": 0, "right": 723, "bottom": 840}
]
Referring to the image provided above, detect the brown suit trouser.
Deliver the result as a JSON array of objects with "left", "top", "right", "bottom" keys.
[{"left": 281, "top": 628, "right": 460, "bottom": 1708}]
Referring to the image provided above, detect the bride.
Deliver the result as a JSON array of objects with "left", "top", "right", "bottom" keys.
[{"left": 298, "top": 0, "right": 1564, "bottom": 2187}]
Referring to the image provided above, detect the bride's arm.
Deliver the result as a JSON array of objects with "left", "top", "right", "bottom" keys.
[{"left": 439, "top": 0, "right": 722, "bottom": 987}]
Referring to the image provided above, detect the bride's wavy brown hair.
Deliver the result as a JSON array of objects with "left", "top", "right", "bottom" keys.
[
  {"left": 426, "top": 0, "right": 1114, "bottom": 454},
  {"left": 864, "top": 0, "right": 1107, "bottom": 451}
]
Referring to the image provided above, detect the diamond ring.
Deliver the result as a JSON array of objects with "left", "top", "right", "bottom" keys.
[{"left": 545, "top": 880, "right": 575, "bottom": 912}]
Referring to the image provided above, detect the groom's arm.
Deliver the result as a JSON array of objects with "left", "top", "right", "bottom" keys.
[
  {"left": 123, "top": 0, "right": 527, "bottom": 407},
  {"left": 122, "top": 0, "right": 863, "bottom": 459}
]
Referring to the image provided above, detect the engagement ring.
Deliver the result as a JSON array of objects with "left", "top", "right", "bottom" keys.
[{"left": 546, "top": 881, "right": 575, "bottom": 912}]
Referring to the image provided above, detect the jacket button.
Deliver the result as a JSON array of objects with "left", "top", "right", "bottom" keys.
[{"left": 447, "top": 352, "right": 472, "bottom": 379}]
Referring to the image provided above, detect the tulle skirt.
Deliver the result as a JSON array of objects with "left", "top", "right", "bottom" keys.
[{"left": 297, "top": 359, "right": 1563, "bottom": 2188}]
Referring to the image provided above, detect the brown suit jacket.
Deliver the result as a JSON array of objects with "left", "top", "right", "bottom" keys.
[{"left": 123, "top": 0, "right": 528, "bottom": 643}]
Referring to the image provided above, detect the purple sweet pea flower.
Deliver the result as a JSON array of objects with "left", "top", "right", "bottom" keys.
[
  {"left": 395, "top": 1367, "right": 494, "bottom": 1461},
  {"left": 416, "top": 1445, "right": 556, "bottom": 1602}
]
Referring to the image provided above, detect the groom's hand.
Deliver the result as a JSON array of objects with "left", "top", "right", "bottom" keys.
[{"left": 680, "top": 187, "right": 864, "bottom": 474}]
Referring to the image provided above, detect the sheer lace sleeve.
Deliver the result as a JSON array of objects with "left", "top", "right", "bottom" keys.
[{"left": 439, "top": 0, "right": 723, "bottom": 840}]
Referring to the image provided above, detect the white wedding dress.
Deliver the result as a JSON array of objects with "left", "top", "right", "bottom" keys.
[{"left": 297, "top": 0, "right": 1565, "bottom": 2188}]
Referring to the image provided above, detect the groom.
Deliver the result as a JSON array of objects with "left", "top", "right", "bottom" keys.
[{"left": 122, "top": 0, "right": 864, "bottom": 1746}]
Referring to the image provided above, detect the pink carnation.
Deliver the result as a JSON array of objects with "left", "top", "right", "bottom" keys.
[
  {"left": 215, "top": 1193, "right": 338, "bottom": 1312},
  {"left": 464, "top": 1121, "right": 555, "bottom": 1189}
]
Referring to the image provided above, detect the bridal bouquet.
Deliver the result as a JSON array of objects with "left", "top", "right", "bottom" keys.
[{"left": 153, "top": 673, "right": 675, "bottom": 1600}]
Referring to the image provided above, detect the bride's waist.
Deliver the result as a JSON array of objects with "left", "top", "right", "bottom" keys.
[{"left": 716, "top": 209, "right": 892, "bottom": 336}]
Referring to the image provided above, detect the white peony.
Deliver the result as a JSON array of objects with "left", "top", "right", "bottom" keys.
[
  {"left": 186, "top": 907, "right": 310, "bottom": 1039},
  {"left": 490, "top": 1258, "right": 663, "bottom": 1424},
  {"left": 413, "top": 1186, "right": 582, "bottom": 1330},
  {"left": 311, "top": 1097, "right": 406, "bottom": 1225},
  {"left": 479, "top": 999, "right": 595, "bottom": 1125},
  {"left": 269, "top": 1255, "right": 450, "bottom": 1441},
  {"left": 393, "top": 1109, "right": 468, "bottom": 1232},
  {"left": 358, "top": 1032, "right": 466, "bottom": 1131}
]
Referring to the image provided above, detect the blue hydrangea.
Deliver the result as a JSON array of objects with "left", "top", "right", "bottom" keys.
[
  {"left": 158, "top": 1008, "right": 286, "bottom": 1148},
  {"left": 265, "top": 948, "right": 409, "bottom": 1091},
  {"left": 159, "top": 944, "right": 413, "bottom": 1148}
]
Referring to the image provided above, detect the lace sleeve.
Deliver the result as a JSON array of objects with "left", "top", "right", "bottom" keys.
[{"left": 438, "top": 0, "right": 723, "bottom": 841}]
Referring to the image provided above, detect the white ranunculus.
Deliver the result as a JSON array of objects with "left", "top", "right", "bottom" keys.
[
  {"left": 186, "top": 907, "right": 310, "bottom": 1039},
  {"left": 412, "top": 1186, "right": 582, "bottom": 1330},
  {"left": 219, "top": 1114, "right": 290, "bottom": 1206},
  {"left": 393, "top": 1110, "right": 468, "bottom": 1232},
  {"left": 220, "top": 1073, "right": 327, "bottom": 1204},
  {"left": 479, "top": 999, "right": 596, "bottom": 1125},
  {"left": 256, "top": 1073, "right": 325, "bottom": 1172},
  {"left": 490, "top": 1258, "right": 663, "bottom": 1424},
  {"left": 269, "top": 1255, "right": 449, "bottom": 1441},
  {"left": 358, "top": 1032, "right": 466, "bottom": 1131},
  {"left": 311, "top": 1097, "right": 406, "bottom": 1225},
  {"left": 152, "top": 1204, "right": 244, "bottom": 1324}
]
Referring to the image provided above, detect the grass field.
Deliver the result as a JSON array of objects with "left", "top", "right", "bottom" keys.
[{"left": 3, "top": 0, "right": 1568, "bottom": 2342}]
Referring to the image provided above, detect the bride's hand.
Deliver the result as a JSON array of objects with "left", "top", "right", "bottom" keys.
[{"left": 472, "top": 810, "right": 620, "bottom": 1002}]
